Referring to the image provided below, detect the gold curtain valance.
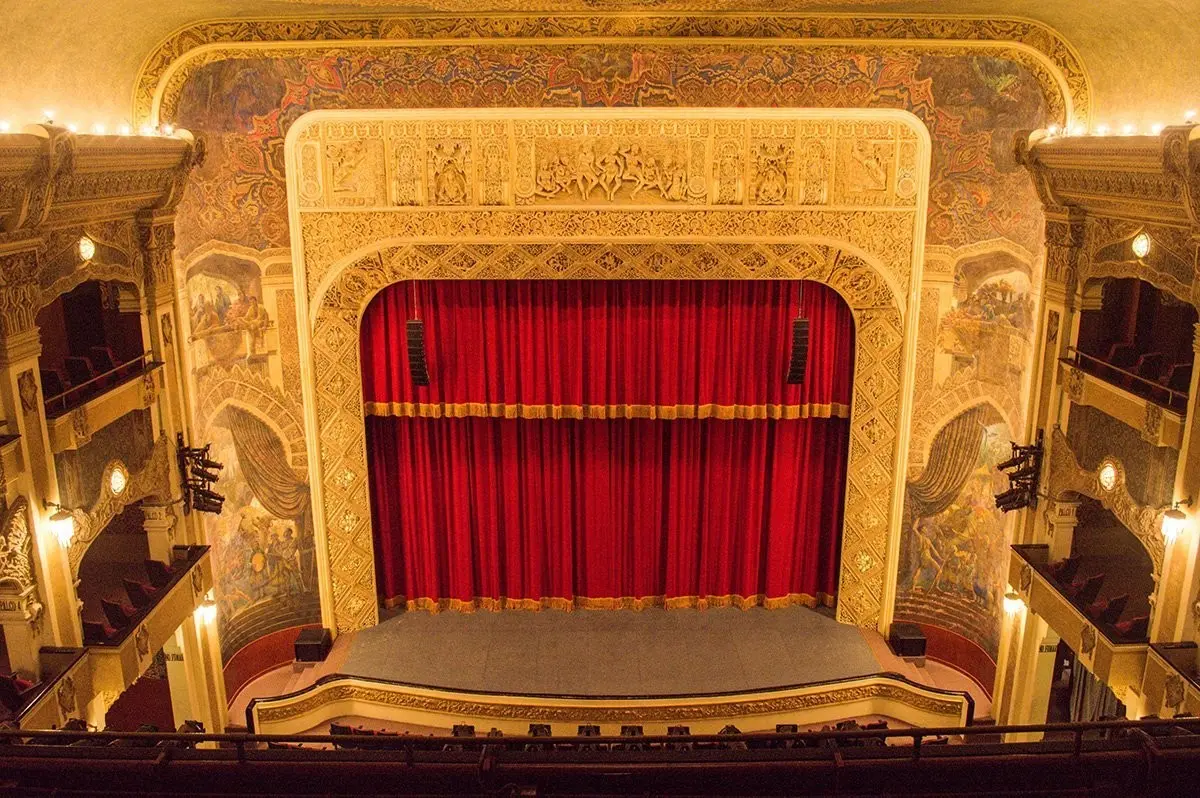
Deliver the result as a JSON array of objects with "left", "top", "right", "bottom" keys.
[{"left": 363, "top": 401, "right": 851, "bottom": 421}]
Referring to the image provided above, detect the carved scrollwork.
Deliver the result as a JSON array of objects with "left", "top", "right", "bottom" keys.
[{"left": 0, "top": 497, "right": 36, "bottom": 594}]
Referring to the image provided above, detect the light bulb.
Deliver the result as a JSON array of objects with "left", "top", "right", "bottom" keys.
[
  {"left": 66, "top": 123, "right": 78, "bottom": 133},
  {"left": 1046, "top": 124, "right": 1059, "bottom": 136},
  {"left": 1121, "top": 124, "right": 1136, "bottom": 135},
  {"left": 119, "top": 124, "right": 131, "bottom": 136},
  {"left": 1163, "top": 507, "right": 1188, "bottom": 543},
  {"left": 0, "top": 121, "right": 9, "bottom": 133},
  {"left": 49, "top": 508, "right": 74, "bottom": 547},
  {"left": 1095, "top": 124, "right": 1109, "bottom": 136},
  {"left": 91, "top": 123, "right": 105, "bottom": 134},
  {"left": 1151, "top": 123, "right": 1164, "bottom": 135},
  {"left": 161, "top": 123, "right": 174, "bottom": 136},
  {"left": 1186, "top": 110, "right": 1197, "bottom": 122},
  {"left": 1132, "top": 232, "right": 1151, "bottom": 259},
  {"left": 1003, "top": 592, "right": 1024, "bottom": 615},
  {"left": 139, "top": 124, "right": 155, "bottom": 136},
  {"left": 1070, "top": 123, "right": 1086, "bottom": 136},
  {"left": 196, "top": 599, "right": 218, "bottom": 625},
  {"left": 42, "top": 109, "right": 54, "bottom": 123},
  {"left": 78, "top": 235, "right": 96, "bottom": 261}
]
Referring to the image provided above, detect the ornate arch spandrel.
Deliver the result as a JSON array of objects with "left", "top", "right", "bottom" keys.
[
  {"left": 310, "top": 241, "right": 904, "bottom": 633},
  {"left": 1047, "top": 427, "right": 1165, "bottom": 577}
]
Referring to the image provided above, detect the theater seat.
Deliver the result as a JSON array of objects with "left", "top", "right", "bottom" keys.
[
  {"left": 123, "top": 577, "right": 158, "bottom": 609},
  {"left": 144, "top": 559, "right": 174, "bottom": 588},
  {"left": 1050, "top": 554, "right": 1082, "bottom": 584},
  {"left": 100, "top": 598, "right": 135, "bottom": 630},
  {"left": 1115, "top": 615, "right": 1149, "bottom": 640},
  {"left": 1074, "top": 573, "right": 1106, "bottom": 606},
  {"left": 1089, "top": 594, "right": 1129, "bottom": 626},
  {"left": 63, "top": 356, "right": 97, "bottom": 393},
  {"left": 0, "top": 673, "right": 38, "bottom": 712},
  {"left": 82, "top": 619, "right": 118, "bottom": 644}
]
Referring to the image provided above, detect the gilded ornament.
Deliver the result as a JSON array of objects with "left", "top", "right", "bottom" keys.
[
  {"left": 1080, "top": 624, "right": 1096, "bottom": 656},
  {"left": 1164, "top": 673, "right": 1186, "bottom": 711},
  {"left": 16, "top": 370, "right": 38, "bottom": 414}
]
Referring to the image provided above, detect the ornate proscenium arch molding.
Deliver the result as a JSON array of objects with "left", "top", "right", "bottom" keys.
[
  {"left": 134, "top": 12, "right": 1091, "bottom": 128},
  {"left": 286, "top": 107, "right": 931, "bottom": 635}
]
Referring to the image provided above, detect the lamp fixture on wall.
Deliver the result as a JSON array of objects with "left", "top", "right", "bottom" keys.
[
  {"left": 1161, "top": 498, "right": 1191, "bottom": 543},
  {"left": 45, "top": 501, "right": 75, "bottom": 547},
  {"left": 1003, "top": 591, "right": 1024, "bottom": 615},
  {"left": 1132, "top": 232, "right": 1152, "bottom": 259},
  {"left": 195, "top": 598, "right": 217, "bottom": 625}
]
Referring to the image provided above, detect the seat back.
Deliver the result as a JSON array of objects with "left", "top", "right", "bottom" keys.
[
  {"left": 63, "top": 356, "right": 96, "bottom": 389},
  {"left": 123, "top": 578, "right": 153, "bottom": 609},
  {"left": 39, "top": 369, "right": 65, "bottom": 400},
  {"left": 1099, "top": 594, "right": 1129, "bottom": 625},
  {"left": 144, "top": 559, "right": 173, "bottom": 588},
  {"left": 88, "top": 346, "right": 117, "bottom": 375},
  {"left": 100, "top": 598, "right": 131, "bottom": 630},
  {"left": 1076, "top": 573, "right": 1106, "bottom": 606}
]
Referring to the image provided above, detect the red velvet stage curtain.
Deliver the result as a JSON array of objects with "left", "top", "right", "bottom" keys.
[
  {"left": 361, "top": 280, "right": 853, "bottom": 417},
  {"left": 361, "top": 280, "right": 855, "bottom": 611}
]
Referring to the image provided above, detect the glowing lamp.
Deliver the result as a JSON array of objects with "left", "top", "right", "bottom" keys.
[
  {"left": 1151, "top": 123, "right": 1165, "bottom": 135},
  {"left": 108, "top": 464, "right": 128, "bottom": 496},
  {"left": 78, "top": 235, "right": 95, "bottom": 261},
  {"left": 1162, "top": 507, "right": 1188, "bottom": 543},
  {"left": 0, "top": 121, "right": 10, "bottom": 133},
  {"left": 49, "top": 508, "right": 74, "bottom": 547},
  {"left": 1132, "top": 232, "right": 1151, "bottom": 259},
  {"left": 1003, "top": 592, "right": 1024, "bottom": 615},
  {"left": 196, "top": 599, "right": 218, "bottom": 625}
]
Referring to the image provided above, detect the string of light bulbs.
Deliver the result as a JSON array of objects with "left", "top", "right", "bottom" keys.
[
  {"left": 0, "top": 111, "right": 182, "bottom": 137},
  {"left": 1044, "top": 109, "right": 1197, "bottom": 139}
]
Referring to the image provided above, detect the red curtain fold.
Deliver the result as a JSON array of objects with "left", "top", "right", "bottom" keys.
[
  {"left": 361, "top": 279, "right": 855, "bottom": 610},
  {"left": 367, "top": 415, "right": 848, "bottom": 608},
  {"left": 361, "top": 280, "right": 853, "bottom": 416}
]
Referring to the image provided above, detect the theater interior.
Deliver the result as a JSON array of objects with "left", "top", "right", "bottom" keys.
[{"left": 2, "top": 1, "right": 1200, "bottom": 794}]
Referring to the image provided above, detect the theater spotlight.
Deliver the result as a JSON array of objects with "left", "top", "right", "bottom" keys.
[
  {"left": 993, "top": 429, "right": 1044, "bottom": 513},
  {"left": 786, "top": 284, "right": 809, "bottom": 385},
  {"left": 406, "top": 318, "right": 430, "bottom": 386},
  {"left": 177, "top": 433, "right": 226, "bottom": 515}
]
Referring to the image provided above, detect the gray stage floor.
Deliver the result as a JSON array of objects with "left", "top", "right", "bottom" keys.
[{"left": 342, "top": 605, "right": 882, "bottom": 696}]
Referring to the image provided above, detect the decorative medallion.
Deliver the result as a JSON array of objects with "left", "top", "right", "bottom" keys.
[
  {"left": 134, "top": 624, "right": 150, "bottom": 659},
  {"left": 56, "top": 675, "right": 76, "bottom": 717},
  {"left": 161, "top": 313, "right": 173, "bottom": 346},
  {"left": 1164, "top": 673, "right": 1186, "bottom": 711},
  {"left": 1020, "top": 564, "right": 1033, "bottom": 594},
  {"left": 1143, "top": 403, "right": 1164, "bottom": 444},
  {"left": 17, "top": 370, "right": 38, "bottom": 414},
  {"left": 1063, "top": 363, "right": 1085, "bottom": 403},
  {"left": 1080, "top": 624, "right": 1096, "bottom": 656},
  {"left": 191, "top": 568, "right": 203, "bottom": 597},
  {"left": 1098, "top": 460, "right": 1119, "bottom": 492}
]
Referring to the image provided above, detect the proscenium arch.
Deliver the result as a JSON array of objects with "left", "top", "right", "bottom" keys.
[{"left": 284, "top": 107, "right": 932, "bottom": 636}]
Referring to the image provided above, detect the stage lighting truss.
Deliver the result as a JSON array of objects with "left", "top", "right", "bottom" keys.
[
  {"left": 177, "top": 432, "right": 225, "bottom": 516},
  {"left": 993, "top": 429, "right": 1044, "bottom": 513}
]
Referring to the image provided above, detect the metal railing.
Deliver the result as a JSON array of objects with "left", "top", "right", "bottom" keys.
[
  {"left": 43, "top": 352, "right": 157, "bottom": 417},
  {"left": 1063, "top": 346, "right": 1188, "bottom": 412}
]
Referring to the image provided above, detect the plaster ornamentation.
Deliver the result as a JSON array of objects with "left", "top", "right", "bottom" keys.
[
  {"left": 1080, "top": 624, "right": 1096, "bottom": 656},
  {"left": 56, "top": 675, "right": 76, "bottom": 718},
  {"left": 16, "top": 370, "right": 38, "bottom": 414},
  {"left": 1143, "top": 403, "right": 1164, "bottom": 444},
  {"left": 255, "top": 679, "right": 964, "bottom": 726},
  {"left": 294, "top": 108, "right": 927, "bottom": 634},
  {"left": 1164, "top": 673, "right": 1186, "bottom": 711},
  {"left": 134, "top": 14, "right": 1091, "bottom": 127},
  {"left": 0, "top": 497, "right": 36, "bottom": 595},
  {"left": 1047, "top": 428, "right": 1164, "bottom": 576},
  {"left": 68, "top": 436, "right": 173, "bottom": 575}
]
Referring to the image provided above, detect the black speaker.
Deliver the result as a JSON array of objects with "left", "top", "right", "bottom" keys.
[
  {"left": 887, "top": 622, "right": 927, "bottom": 660},
  {"left": 406, "top": 319, "right": 430, "bottom": 386},
  {"left": 294, "top": 627, "right": 332, "bottom": 662},
  {"left": 786, "top": 317, "right": 809, "bottom": 384}
]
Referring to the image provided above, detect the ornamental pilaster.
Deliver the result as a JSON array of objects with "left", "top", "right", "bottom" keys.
[
  {"left": 137, "top": 212, "right": 177, "bottom": 310},
  {"left": 0, "top": 244, "right": 42, "bottom": 343},
  {"left": 1042, "top": 206, "right": 1085, "bottom": 307}
]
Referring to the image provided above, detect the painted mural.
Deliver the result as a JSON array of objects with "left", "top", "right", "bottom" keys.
[{"left": 168, "top": 40, "right": 1049, "bottom": 663}]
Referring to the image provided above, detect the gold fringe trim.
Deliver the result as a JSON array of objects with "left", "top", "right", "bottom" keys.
[
  {"left": 364, "top": 401, "right": 851, "bottom": 421},
  {"left": 385, "top": 592, "right": 836, "bottom": 613}
]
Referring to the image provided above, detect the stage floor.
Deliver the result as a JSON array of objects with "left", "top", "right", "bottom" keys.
[{"left": 341, "top": 605, "right": 881, "bottom": 696}]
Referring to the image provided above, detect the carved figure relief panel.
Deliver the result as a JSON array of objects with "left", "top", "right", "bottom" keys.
[{"left": 297, "top": 113, "right": 922, "bottom": 212}]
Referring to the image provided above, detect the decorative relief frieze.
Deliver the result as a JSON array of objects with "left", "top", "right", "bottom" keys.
[{"left": 296, "top": 115, "right": 920, "bottom": 214}]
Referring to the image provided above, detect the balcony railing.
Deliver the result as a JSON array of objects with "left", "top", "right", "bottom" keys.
[
  {"left": 1064, "top": 347, "right": 1189, "bottom": 413},
  {"left": 1010, "top": 545, "right": 1149, "bottom": 702},
  {"left": 8, "top": 647, "right": 89, "bottom": 730},
  {"left": 43, "top": 352, "right": 160, "bottom": 418}
]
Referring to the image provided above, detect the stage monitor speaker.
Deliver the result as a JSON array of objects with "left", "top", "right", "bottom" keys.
[
  {"left": 294, "top": 627, "right": 332, "bottom": 662},
  {"left": 887, "top": 622, "right": 927, "bottom": 662},
  {"left": 786, "top": 317, "right": 809, "bottom": 384},
  {"left": 406, "top": 319, "right": 430, "bottom": 386}
]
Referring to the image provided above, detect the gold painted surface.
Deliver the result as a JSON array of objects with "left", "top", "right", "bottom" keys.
[
  {"left": 364, "top": 401, "right": 852, "bottom": 421},
  {"left": 134, "top": 13, "right": 1090, "bottom": 126}
]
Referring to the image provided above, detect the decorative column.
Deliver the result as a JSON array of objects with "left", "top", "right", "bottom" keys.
[
  {"left": 0, "top": 245, "right": 80, "bottom": 648},
  {"left": 163, "top": 628, "right": 196, "bottom": 728},
  {"left": 141, "top": 503, "right": 178, "bottom": 563},
  {"left": 1045, "top": 499, "right": 1081, "bottom": 562},
  {"left": 176, "top": 606, "right": 227, "bottom": 734},
  {"left": 0, "top": 499, "right": 46, "bottom": 678},
  {"left": 991, "top": 589, "right": 1027, "bottom": 723},
  {"left": 137, "top": 212, "right": 195, "bottom": 544},
  {"left": 1003, "top": 616, "right": 1061, "bottom": 741}
]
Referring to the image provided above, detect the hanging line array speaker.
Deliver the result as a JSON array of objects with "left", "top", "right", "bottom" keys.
[
  {"left": 406, "top": 318, "right": 430, "bottom": 386},
  {"left": 786, "top": 316, "right": 809, "bottom": 384}
]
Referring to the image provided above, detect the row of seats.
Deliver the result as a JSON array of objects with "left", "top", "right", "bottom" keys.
[
  {"left": 1096, "top": 342, "right": 1190, "bottom": 408},
  {"left": 0, "top": 718, "right": 206, "bottom": 747},
  {"left": 318, "top": 719, "right": 905, "bottom": 752},
  {"left": 1048, "top": 557, "right": 1149, "bottom": 640},
  {"left": 41, "top": 347, "right": 139, "bottom": 407},
  {"left": 82, "top": 558, "right": 179, "bottom": 645}
]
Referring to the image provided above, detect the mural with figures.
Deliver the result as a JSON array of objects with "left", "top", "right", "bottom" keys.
[{"left": 167, "top": 40, "right": 1050, "bottom": 665}]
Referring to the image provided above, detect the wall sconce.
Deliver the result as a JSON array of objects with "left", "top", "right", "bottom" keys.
[
  {"left": 1161, "top": 499, "right": 1191, "bottom": 543},
  {"left": 1003, "top": 591, "right": 1024, "bottom": 615},
  {"left": 1132, "top": 232, "right": 1151, "bottom": 259},
  {"left": 196, "top": 598, "right": 217, "bottom": 625},
  {"left": 46, "top": 502, "right": 75, "bottom": 547},
  {"left": 77, "top": 235, "right": 95, "bottom": 262}
]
